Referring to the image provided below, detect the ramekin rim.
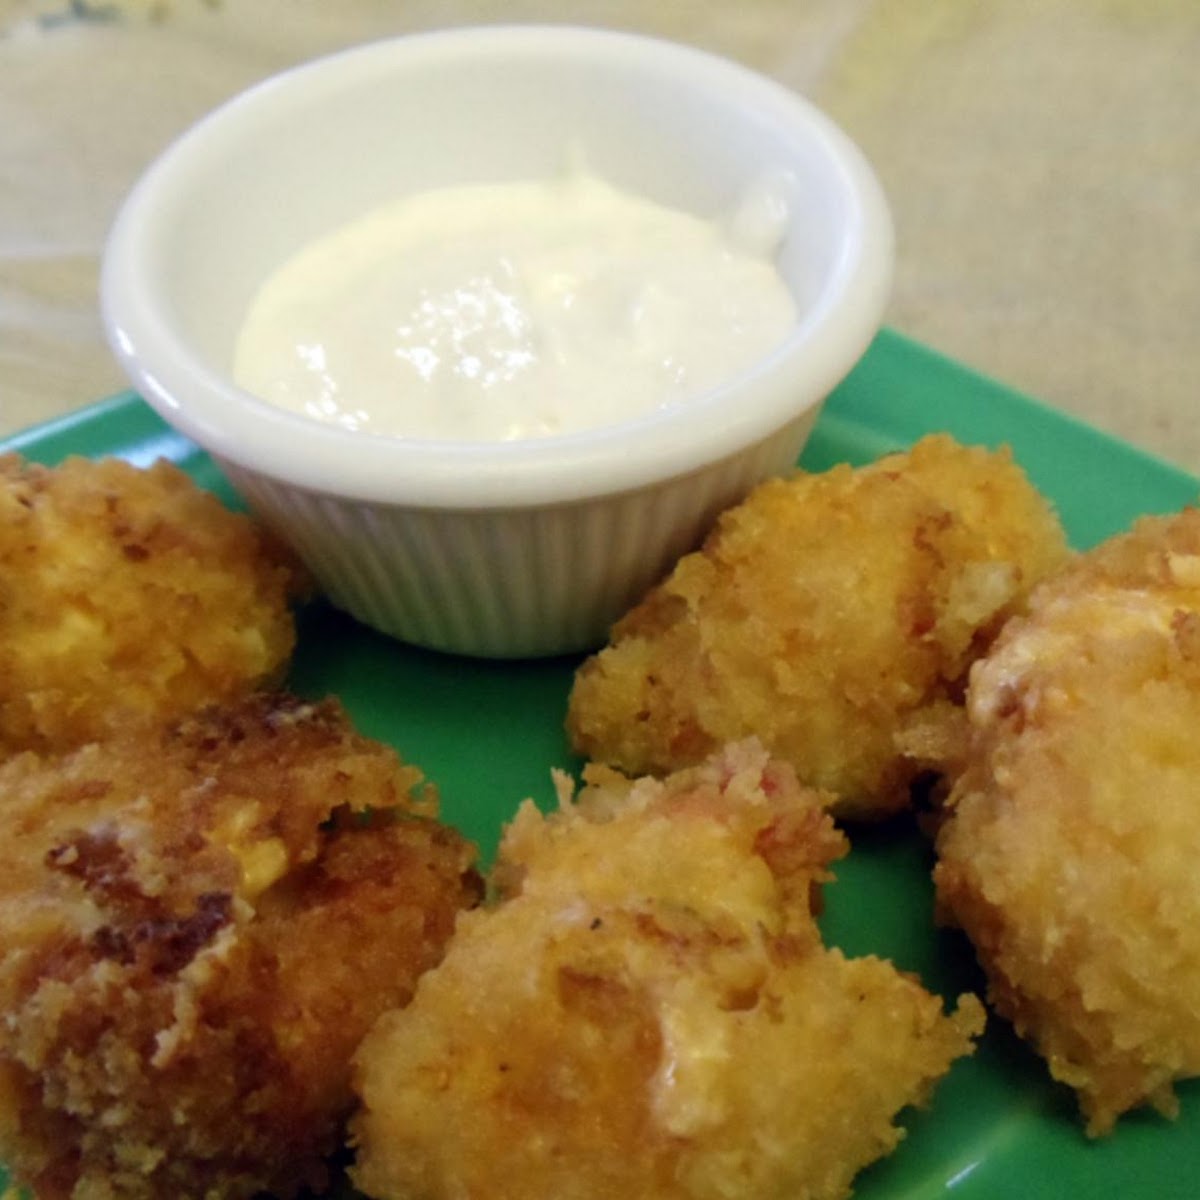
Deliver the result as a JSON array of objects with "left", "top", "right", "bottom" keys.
[{"left": 101, "top": 23, "right": 894, "bottom": 510}]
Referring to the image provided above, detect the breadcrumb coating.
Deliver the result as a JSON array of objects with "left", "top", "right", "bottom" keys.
[
  {"left": 935, "top": 508, "right": 1200, "bottom": 1135},
  {"left": 0, "top": 693, "right": 482, "bottom": 1199},
  {"left": 351, "top": 740, "right": 983, "bottom": 1200},
  {"left": 566, "top": 435, "right": 1068, "bottom": 821},
  {"left": 0, "top": 453, "right": 306, "bottom": 757}
]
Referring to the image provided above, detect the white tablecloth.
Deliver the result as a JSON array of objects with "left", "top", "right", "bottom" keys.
[{"left": 2, "top": 0, "right": 1197, "bottom": 471}]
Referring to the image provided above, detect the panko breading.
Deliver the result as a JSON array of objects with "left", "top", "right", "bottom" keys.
[
  {"left": 566, "top": 435, "right": 1068, "bottom": 821},
  {"left": 0, "top": 693, "right": 481, "bottom": 1200},
  {"left": 351, "top": 740, "right": 983, "bottom": 1200},
  {"left": 934, "top": 508, "right": 1200, "bottom": 1135},
  {"left": 0, "top": 453, "right": 306, "bottom": 757}
]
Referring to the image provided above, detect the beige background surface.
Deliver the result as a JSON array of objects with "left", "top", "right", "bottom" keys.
[{"left": 1, "top": 0, "right": 1197, "bottom": 471}]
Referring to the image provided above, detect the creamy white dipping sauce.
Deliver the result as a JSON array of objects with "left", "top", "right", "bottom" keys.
[{"left": 232, "top": 171, "right": 798, "bottom": 441}]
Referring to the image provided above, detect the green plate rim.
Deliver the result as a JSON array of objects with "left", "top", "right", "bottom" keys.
[{"left": 2, "top": 326, "right": 1198, "bottom": 1199}]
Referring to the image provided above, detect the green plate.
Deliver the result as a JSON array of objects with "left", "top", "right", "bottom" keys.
[{"left": 3, "top": 327, "right": 1198, "bottom": 1199}]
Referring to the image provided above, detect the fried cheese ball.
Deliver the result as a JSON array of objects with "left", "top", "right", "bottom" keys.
[
  {"left": 351, "top": 740, "right": 983, "bottom": 1200},
  {"left": 567, "top": 435, "right": 1068, "bottom": 821},
  {"left": 934, "top": 508, "right": 1200, "bottom": 1135},
  {"left": 0, "top": 693, "right": 481, "bottom": 1200},
  {"left": 0, "top": 453, "right": 306, "bottom": 757}
]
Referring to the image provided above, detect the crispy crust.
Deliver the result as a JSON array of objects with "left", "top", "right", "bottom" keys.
[
  {"left": 935, "top": 508, "right": 1200, "bottom": 1134},
  {"left": 351, "top": 741, "right": 982, "bottom": 1200},
  {"left": 0, "top": 454, "right": 307, "bottom": 757},
  {"left": 0, "top": 693, "right": 482, "bottom": 1199},
  {"left": 567, "top": 435, "right": 1068, "bottom": 820}
]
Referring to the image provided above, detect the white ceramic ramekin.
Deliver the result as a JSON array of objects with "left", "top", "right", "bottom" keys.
[{"left": 102, "top": 25, "right": 893, "bottom": 658}]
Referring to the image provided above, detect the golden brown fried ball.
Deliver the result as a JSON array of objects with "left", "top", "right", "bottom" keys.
[
  {"left": 935, "top": 508, "right": 1200, "bottom": 1135},
  {"left": 0, "top": 693, "right": 481, "bottom": 1200},
  {"left": 351, "top": 740, "right": 983, "bottom": 1200},
  {"left": 567, "top": 434, "right": 1068, "bottom": 821},
  {"left": 0, "top": 453, "right": 306, "bottom": 757}
]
